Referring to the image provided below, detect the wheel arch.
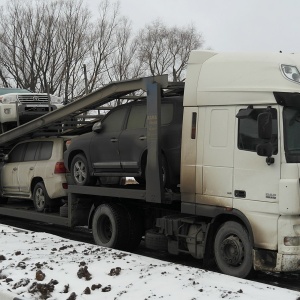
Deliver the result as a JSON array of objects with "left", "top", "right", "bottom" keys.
[
  {"left": 67, "top": 150, "right": 86, "bottom": 170},
  {"left": 31, "top": 177, "right": 43, "bottom": 193},
  {"left": 203, "top": 209, "right": 254, "bottom": 264}
]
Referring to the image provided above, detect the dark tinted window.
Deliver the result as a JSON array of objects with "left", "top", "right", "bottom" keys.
[
  {"left": 126, "top": 102, "right": 174, "bottom": 129},
  {"left": 103, "top": 107, "right": 127, "bottom": 132},
  {"left": 9, "top": 143, "right": 26, "bottom": 163},
  {"left": 23, "top": 142, "right": 39, "bottom": 161},
  {"left": 127, "top": 105, "right": 146, "bottom": 129},
  {"left": 238, "top": 108, "right": 278, "bottom": 154},
  {"left": 38, "top": 141, "right": 53, "bottom": 160}
]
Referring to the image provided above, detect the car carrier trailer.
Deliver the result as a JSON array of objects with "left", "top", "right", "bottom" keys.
[{"left": 2, "top": 50, "right": 300, "bottom": 279}]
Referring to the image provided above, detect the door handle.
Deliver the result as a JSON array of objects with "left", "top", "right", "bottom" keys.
[
  {"left": 13, "top": 167, "right": 17, "bottom": 171},
  {"left": 110, "top": 138, "right": 118, "bottom": 143},
  {"left": 234, "top": 190, "right": 246, "bottom": 198},
  {"left": 30, "top": 167, "right": 34, "bottom": 170},
  {"left": 139, "top": 136, "right": 146, "bottom": 141}
]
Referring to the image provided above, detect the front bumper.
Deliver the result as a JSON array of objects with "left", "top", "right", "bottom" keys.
[{"left": 254, "top": 249, "right": 300, "bottom": 272}]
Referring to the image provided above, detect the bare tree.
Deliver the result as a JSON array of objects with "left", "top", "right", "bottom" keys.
[{"left": 136, "top": 20, "right": 204, "bottom": 81}]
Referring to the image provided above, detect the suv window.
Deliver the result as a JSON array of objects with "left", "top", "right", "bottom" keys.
[
  {"left": 126, "top": 102, "right": 174, "bottom": 130},
  {"left": 38, "top": 141, "right": 53, "bottom": 160},
  {"left": 24, "top": 142, "right": 39, "bottom": 161},
  {"left": 127, "top": 105, "right": 146, "bottom": 129},
  {"left": 103, "top": 107, "right": 127, "bottom": 132},
  {"left": 9, "top": 143, "right": 27, "bottom": 162}
]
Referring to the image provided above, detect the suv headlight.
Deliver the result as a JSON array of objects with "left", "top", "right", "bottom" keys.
[
  {"left": 50, "top": 95, "right": 63, "bottom": 105},
  {"left": 0, "top": 95, "right": 17, "bottom": 104}
]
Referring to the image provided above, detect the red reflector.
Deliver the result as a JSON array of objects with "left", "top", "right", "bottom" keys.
[
  {"left": 54, "top": 162, "right": 67, "bottom": 174},
  {"left": 62, "top": 183, "right": 68, "bottom": 189}
]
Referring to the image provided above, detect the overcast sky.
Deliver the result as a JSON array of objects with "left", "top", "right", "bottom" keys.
[{"left": 85, "top": 0, "right": 298, "bottom": 53}]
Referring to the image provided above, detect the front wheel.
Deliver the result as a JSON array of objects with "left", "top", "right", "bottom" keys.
[
  {"left": 33, "top": 182, "right": 52, "bottom": 212},
  {"left": 71, "top": 154, "right": 96, "bottom": 186},
  {"left": 214, "top": 221, "right": 253, "bottom": 278}
]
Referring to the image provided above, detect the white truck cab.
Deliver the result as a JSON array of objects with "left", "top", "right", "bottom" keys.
[{"left": 181, "top": 51, "right": 300, "bottom": 275}]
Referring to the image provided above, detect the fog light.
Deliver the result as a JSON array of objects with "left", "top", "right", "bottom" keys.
[
  {"left": 4, "top": 108, "right": 11, "bottom": 114},
  {"left": 284, "top": 236, "right": 300, "bottom": 246}
]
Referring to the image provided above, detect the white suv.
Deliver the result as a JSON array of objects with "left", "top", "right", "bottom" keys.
[{"left": 0, "top": 137, "right": 70, "bottom": 212}]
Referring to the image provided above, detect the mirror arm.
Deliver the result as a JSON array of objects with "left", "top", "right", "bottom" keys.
[{"left": 266, "top": 156, "right": 275, "bottom": 165}]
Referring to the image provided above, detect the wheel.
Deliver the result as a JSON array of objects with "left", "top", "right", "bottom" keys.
[
  {"left": 71, "top": 154, "right": 96, "bottom": 186},
  {"left": 214, "top": 221, "right": 253, "bottom": 278},
  {"left": 92, "top": 203, "right": 129, "bottom": 250},
  {"left": 33, "top": 182, "right": 52, "bottom": 212},
  {"left": 137, "top": 155, "right": 170, "bottom": 188}
]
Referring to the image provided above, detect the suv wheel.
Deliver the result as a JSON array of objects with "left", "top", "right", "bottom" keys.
[
  {"left": 71, "top": 154, "right": 96, "bottom": 186},
  {"left": 33, "top": 182, "right": 51, "bottom": 212}
]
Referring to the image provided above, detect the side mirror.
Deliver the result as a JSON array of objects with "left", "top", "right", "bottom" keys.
[
  {"left": 92, "top": 121, "right": 103, "bottom": 133},
  {"left": 256, "top": 143, "right": 273, "bottom": 157},
  {"left": 256, "top": 143, "right": 275, "bottom": 165},
  {"left": 258, "top": 112, "right": 272, "bottom": 140}
]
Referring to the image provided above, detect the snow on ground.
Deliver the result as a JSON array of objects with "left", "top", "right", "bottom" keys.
[{"left": 0, "top": 224, "right": 300, "bottom": 300}]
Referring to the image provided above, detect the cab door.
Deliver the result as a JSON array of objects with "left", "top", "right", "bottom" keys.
[
  {"left": 1, "top": 143, "right": 27, "bottom": 195},
  {"left": 233, "top": 106, "right": 280, "bottom": 203}
]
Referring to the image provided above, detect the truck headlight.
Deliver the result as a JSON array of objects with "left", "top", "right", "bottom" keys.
[
  {"left": 281, "top": 64, "right": 300, "bottom": 83},
  {"left": 284, "top": 236, "right": 300, "bottom": 246}
]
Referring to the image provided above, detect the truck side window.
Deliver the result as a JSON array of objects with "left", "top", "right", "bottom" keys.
[{"left": 238, "top": 108, "right": 278, "bottom": 154}]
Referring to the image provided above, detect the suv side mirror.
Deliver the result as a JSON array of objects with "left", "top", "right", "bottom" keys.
[
  {"left": 92, "top": 121, "right": 103, "bottom": 133},
  {"left": 258, "top": 112, "right": 272, "bottom": 140}
]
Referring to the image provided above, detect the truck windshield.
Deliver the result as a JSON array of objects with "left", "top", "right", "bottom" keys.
[{"left": 283, "top": 107, "right": 300, "bottom": 163}]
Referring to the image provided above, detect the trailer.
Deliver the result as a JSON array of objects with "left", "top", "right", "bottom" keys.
[{"left": 2, "top": 51, "right": 300, "bottom": 279}]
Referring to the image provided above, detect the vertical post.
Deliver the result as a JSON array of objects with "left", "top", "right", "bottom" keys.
[
  {"left": 146, "top": 81, "right": 164, "bottom": 203},
  {"left": 83, "top": 64, "right": 88, "bottom": 95}
]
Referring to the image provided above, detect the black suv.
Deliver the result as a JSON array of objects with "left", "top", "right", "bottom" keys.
[{"left": 64, "top": 96, "right": 183, "bottom": 188}]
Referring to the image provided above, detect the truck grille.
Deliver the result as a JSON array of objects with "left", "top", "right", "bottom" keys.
[{"left": 17, "top": 94, "right": 49, "bottom": 104}]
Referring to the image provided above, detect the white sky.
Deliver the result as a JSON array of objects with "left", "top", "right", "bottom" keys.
[
  {"left": 85, "top": 0, "right": 298, "bottom": 53},
  {"left": 1, "top": 224, "right": 300, "bottom": 299}
]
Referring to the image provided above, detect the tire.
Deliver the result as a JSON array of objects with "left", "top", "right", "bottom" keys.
[
  {"left": 137, "top": 154, "right": 170, "bottom": 188},
  {"left": 33, "top": 182, "right": 52, "bottom": 212},
  {"left": 92, "top": 203, "right": 129, "bottom": 250},
  {"left": 214, "top": 221, "right": 253, "bottom": 278},
  {"left": 71, "top": 154, "right": 96, "bottom": 186},
  {"left": 145, "top": 229, "right": 168, "bottom": 251}
]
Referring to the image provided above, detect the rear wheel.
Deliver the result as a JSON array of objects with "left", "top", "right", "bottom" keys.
[
  {"left": 33, "top": 182, "right": 52, "bottom": 212},
  {"left": 92, "top": 203, "right": 129, "bottom": 250},
  {"left": 135, "top": 155, "right": 170, "bottom": 188},
  {"left": 71, "top": 154, "right": 96, "bottom": 186},
  {"left": 214, "top": 221, "right": 253, "bottom": 278}
]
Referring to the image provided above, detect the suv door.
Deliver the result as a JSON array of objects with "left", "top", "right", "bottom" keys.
[
  {"left": 90, "top": 106, "right": 128, "bottom": 174},
  {"left": 118, "top": 103, "right": 147, "bottom": 173},
  {"left": 1, "top": 143, "right": 27, "bottom": 195}
]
